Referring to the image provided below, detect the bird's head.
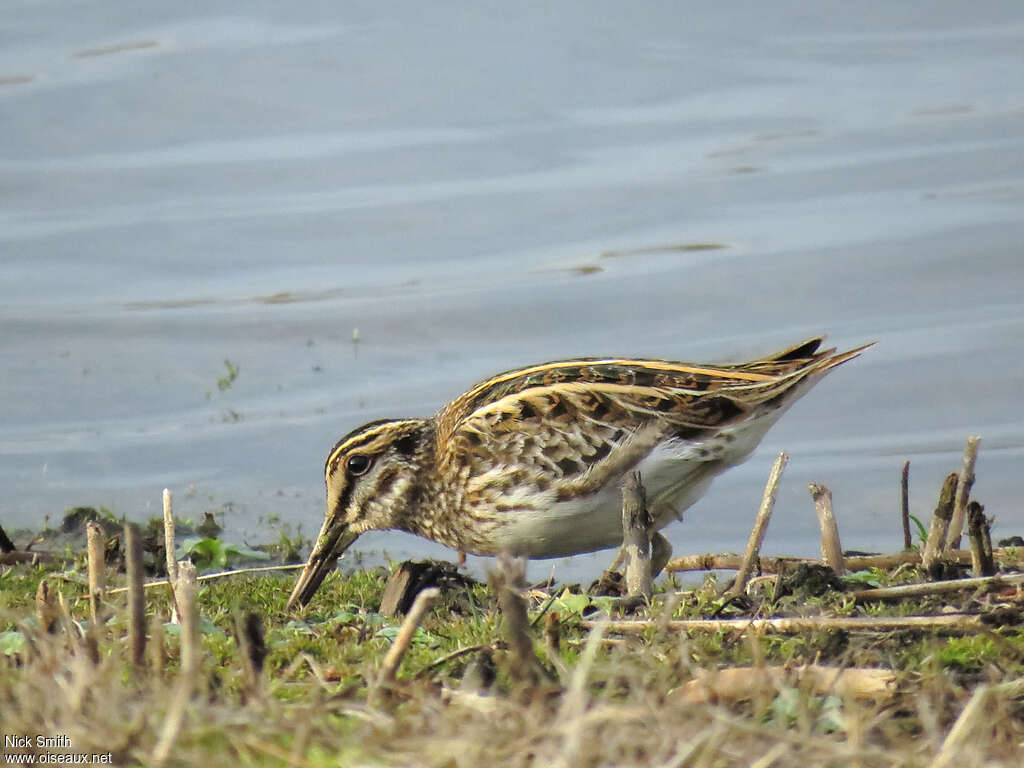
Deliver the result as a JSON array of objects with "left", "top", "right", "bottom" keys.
[{"left": 287, "top": 418, "right": 432, "bottom": 608}]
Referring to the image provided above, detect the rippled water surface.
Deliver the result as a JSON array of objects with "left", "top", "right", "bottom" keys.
[{"left": 3, "top": 1, "right": 1023, "bottom": 580}]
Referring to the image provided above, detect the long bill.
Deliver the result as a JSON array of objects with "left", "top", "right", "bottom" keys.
[{"left": 286, "top": 515, "right": 360, "bottom": 609}]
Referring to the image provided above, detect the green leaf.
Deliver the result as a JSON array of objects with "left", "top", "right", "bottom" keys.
[
  {"left": 843, "top": 570, "right": 882, "bottom": 588},
  {"left": 0, "top": 630, "right": 26, "bottom": 656},
  {"left": 770, "top": 687, "right": 801, "bottom": 723},
  {"left": 818, "top": 695, "right": 846, "bottom": 733},
  {"left": 909, "top": 513, "right": 928, "bottom": 545},
  {"left": 222, "top": 543, "right": 271, "bottom": 562},
  {"left": 551, "top": 588, "right": 592, "bottom": 616},
  {"left": 176, "top": 536, "right": 223, "bottom": 566},
  {"left": 176, "top": 537, "right": 270, "bottom": 571},
  {"left": 162, "top": 617, "right": 221, "bottom": 636}
]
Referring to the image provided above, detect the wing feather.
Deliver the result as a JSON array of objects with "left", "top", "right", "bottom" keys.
[{"left": 435, "top": 338, "right": 870, "bottom": 502}]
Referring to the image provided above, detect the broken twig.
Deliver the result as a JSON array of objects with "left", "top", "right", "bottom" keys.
[
  {"left": 674, "top": 664, "right": 897, "bottom": 705},
  {"left": 584, "top": 613, "right": 987, "bottom": 634},
  {"left": 948, "top": 436, "right": 980, "bottom": 549},
  {"left": 726, "top": 452, "right": 787, "bottom": 597},
  {"left": 375, "top": 587, "right": 440, "bottom": 689},
  {"left": 849, "top": 571, "right": 1024, "bottom": 601}
]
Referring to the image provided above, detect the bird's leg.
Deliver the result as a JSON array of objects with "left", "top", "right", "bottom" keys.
[
  {"left": 650, "top": 531, "right": 672, "bottom": 579},
  {"left": 457, "top": 550, "right": 467, "bottom": 568}
]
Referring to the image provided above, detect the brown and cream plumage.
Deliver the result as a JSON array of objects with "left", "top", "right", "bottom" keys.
[{"left": 288, "top": 336, "right": 870, "bottom": 607}]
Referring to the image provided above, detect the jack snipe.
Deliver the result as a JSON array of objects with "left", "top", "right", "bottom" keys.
[{"left": 289, "top": 336, "right": 870, "bottom": 607}]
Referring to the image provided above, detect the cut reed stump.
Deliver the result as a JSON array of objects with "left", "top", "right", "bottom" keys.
[
  {"left": 86, "top": 521, "right": 106, "bottom": 626},
  {"left": 35, "top": 580, "right": 58, "bottom": 634},
  {"left": 921, "top": 472, "right": 959, "bottom": 576},
  {"left": 125, "top": 522, "right": 147, "bottom": 669},
  {"left": 809, "top": 483, "right": 844, "bottom": 574},
  {"left": 967, "top": 501, "right": 996, "bottom": 577}
]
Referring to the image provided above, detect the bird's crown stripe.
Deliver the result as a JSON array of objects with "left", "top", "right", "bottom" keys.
[{"left": 325, "top": 421, "right": 416, "bottom": 479}]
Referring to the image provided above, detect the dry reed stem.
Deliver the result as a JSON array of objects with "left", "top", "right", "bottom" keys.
[
  {"left": 101, "top": 563, "right": 305, "bottom": 598},
  {"left": 415, "top": 643, "right": 494, "bottom": 681},
  {"left": 920, "top": 473, "right": 959, "bottom": 573},
  {"left": 850, "top": 571, "right": 1024, "bottom": 601},
  {"left": 375, "top": 587, "right": 440, "bottom": 688},
  {"left": 152, "top": 561, "right": 199, "bottom": 768},
  {"left": 162, "top": 488, "right": 177, "bottom": 585},
  {"left": 177, "top": 562, "right": 200, "bottom": 677},
  {"left": 125, "top": 523, "right": 146, "bottom": 668},
  {"left": 556, "top": 617, "right": 607, "bottom": 768},
  {"left": 933, "top": 684, "right": 990, "bottom": 768},
  {"left": 162, "top": 488, "right": 182, "bottom": 626},
  {"left": 900, "top": 460, "right": 911, "bottom": 550},
  {"left": 809, "top": 483, "right": 845, "bottom": 574},
  {"left": 584, "top": 613, "right": 986, "bottom": 634},
  {"left": 150, "top": 614, "right": 165, "bottom": 678},
  {"left": 86, "top": 521, "right": 105, "bottom": 626},
  {"left": 675, "top": 664, "right": 897, "bottom": 705},
  {"left": 620, "top": 472, "right": 652, "bottom": 599},
  {"left": 749, "top": 743, "right": 789, "bottom": 768},
  {"left": 56, "top": 590, "right": 83, "bottom": 649},
  {"left": 947, "top": 436, "right": 980, "bottom": 549},
  {"left": 666, "top": 548, "right": 1022, "bottom": 574},
  {"left": 727, "top": 452, "right": 787, "bottom": 598}
]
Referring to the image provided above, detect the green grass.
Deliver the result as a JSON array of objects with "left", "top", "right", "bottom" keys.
[{"left": 2, "top": 552, "right": 1023, "bottom": 766}]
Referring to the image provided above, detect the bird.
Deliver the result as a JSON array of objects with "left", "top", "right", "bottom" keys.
[{"left": 288, "top": 336, "right": 870, "bottom": 607}]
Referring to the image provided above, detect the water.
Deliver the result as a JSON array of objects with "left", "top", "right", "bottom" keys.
[{"left": 3, "top": 1, "right": 1023, "bottom": 582}]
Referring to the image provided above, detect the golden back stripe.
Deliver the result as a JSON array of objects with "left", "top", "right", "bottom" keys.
[
  {"left": 457, "top": 358, "right": 775, "bottom": 406},
  {"left": 462, "top": 380, "right": 733, "bottom": 424}
]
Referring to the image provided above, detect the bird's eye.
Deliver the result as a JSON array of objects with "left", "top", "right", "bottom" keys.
[{"left": 347, "top": 454, "right": 372, "bottom": 476}]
